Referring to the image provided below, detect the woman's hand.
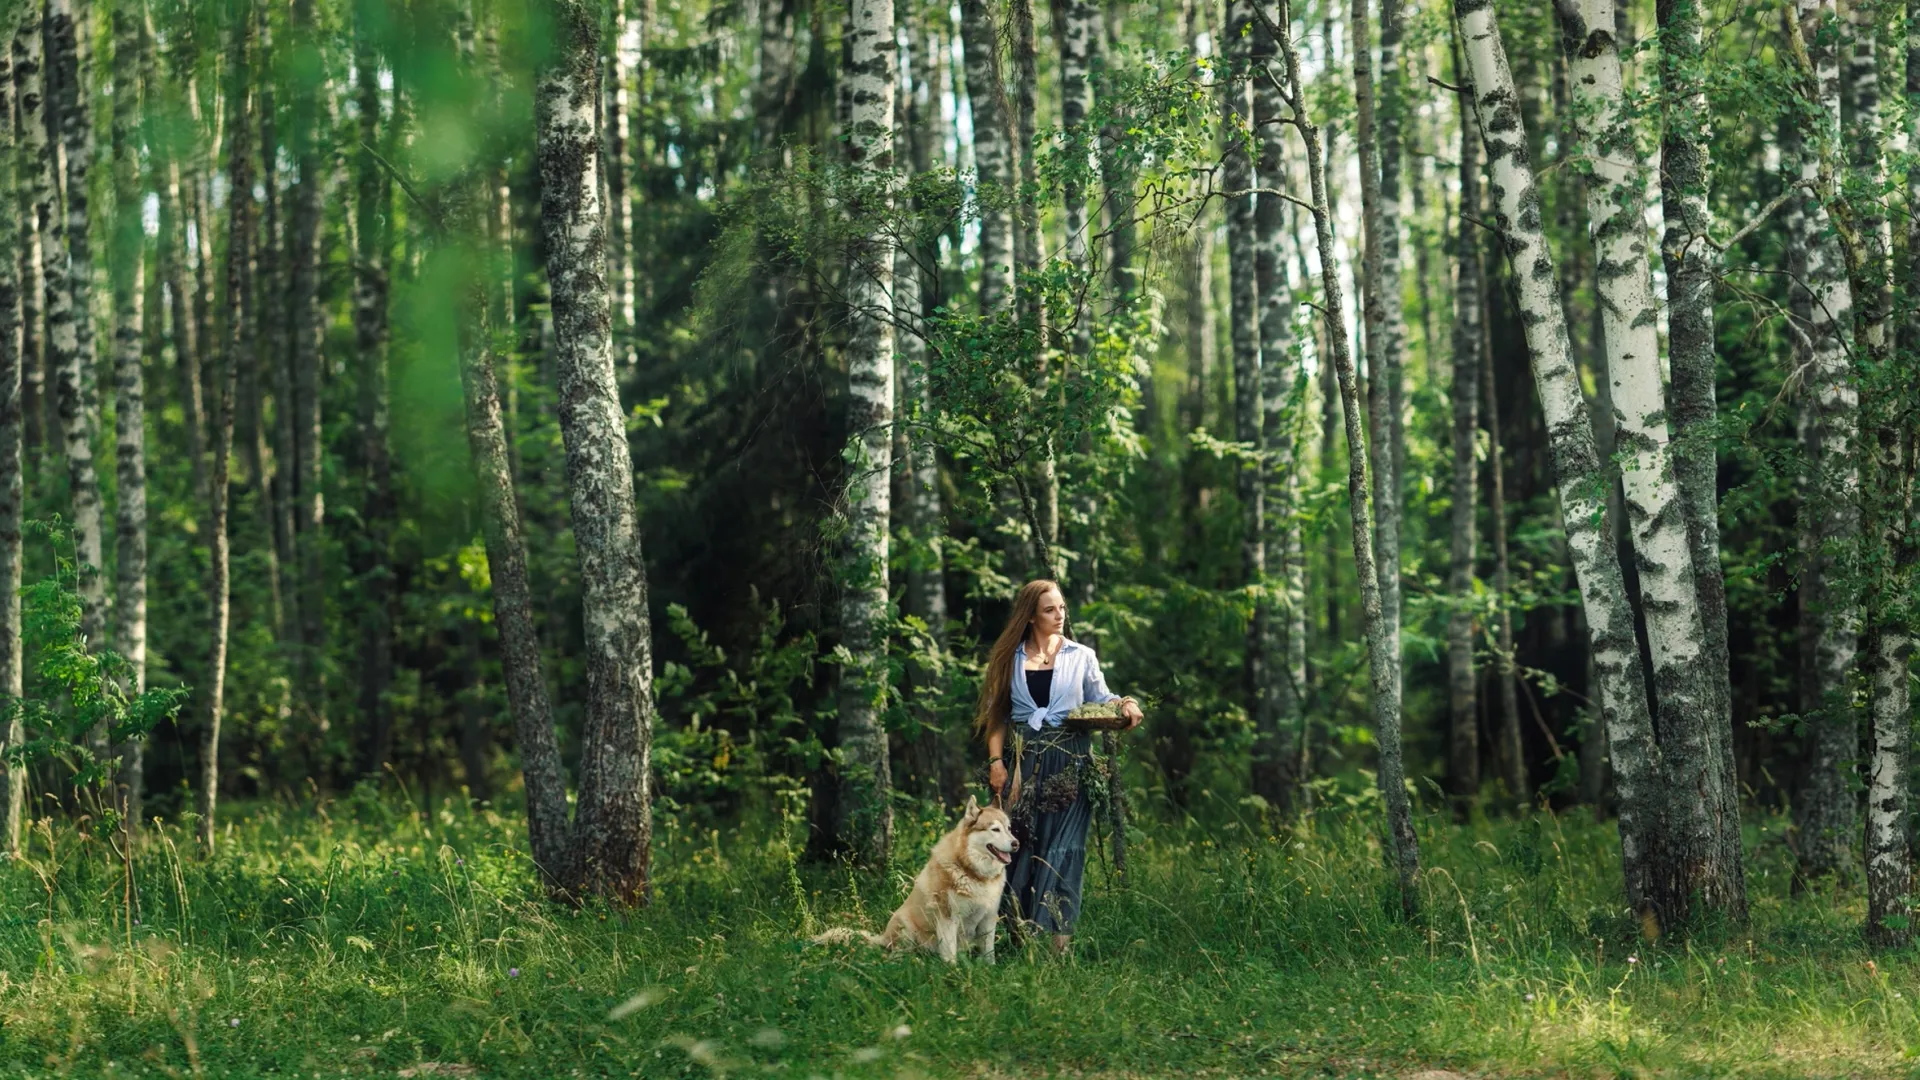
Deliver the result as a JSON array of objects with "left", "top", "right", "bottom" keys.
[
  {"left": 989, "top": 759, "right": 1008, "bottom": 801},
  {"left": 1119, "top": 697, "right": 1144, "bottom": 730}
]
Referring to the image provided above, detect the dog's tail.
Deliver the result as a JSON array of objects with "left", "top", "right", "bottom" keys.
[{"left": 810, "top": 926, "right": 892, "bottom": 948}]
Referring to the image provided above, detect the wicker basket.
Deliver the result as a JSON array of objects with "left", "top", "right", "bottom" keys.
[{"left": 1065, "top": 702, "right": 1130, "bottom": 731}]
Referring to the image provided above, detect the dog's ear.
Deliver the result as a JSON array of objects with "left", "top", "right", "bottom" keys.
[{"left": 964, "top": 793, "right": 980, "bottom": 820}]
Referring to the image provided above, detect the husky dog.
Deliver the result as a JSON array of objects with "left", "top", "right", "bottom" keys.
[{"left": 812, "top": 796, "right": 1018, "bottom": 963}]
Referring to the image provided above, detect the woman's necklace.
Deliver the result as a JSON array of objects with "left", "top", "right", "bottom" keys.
[{"left": 1028, "top": 636, "right": 1059, "bottom": 668}]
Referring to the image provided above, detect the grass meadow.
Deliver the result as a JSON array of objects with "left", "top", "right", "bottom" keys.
[{"left": 0, "top": 780, "right": 1915, "bottom": 1079}]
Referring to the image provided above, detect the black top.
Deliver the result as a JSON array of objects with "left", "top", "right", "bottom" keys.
[{"left": 1025, "top": 668, "right": 1053, "bottom": 707}]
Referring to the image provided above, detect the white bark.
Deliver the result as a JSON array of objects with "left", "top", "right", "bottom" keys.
[
  {"left": 1267, "top": 2, "right": 1419, "bottom": 915},
  {"left": 1354, "top": 0, "right": 1404, "bottom": 778},
  {"left": 833, "top": 0, "right": 897, "bottom": 866},
  {"left": 0, "top": 15, "right": 24, "bottom": 855},
  {"left": 959, "top": 0, "right": 1015, "bottom": 314},
  {"left": 1454, "top": 0, "right": 1663, "bottom": 921},
  {"left": 1224, "top": 0, "right": 1267, "bottom": 802},
  {"left": 1447, "top": 52, "right": 1482, "bottom": 804},
  {"left": 1558, "top": 0, "right": 1742, "bottom": 920},
  {"left": 110, "top": 3, "right": 148, "bottom": 820},
  {"left": 1791, "top": 0, "right": 1860, "bottom": 885},
  {"left": 537, "top": 0, "right": 660, "bottom": 905},
  {"left": 1863, "top": 0, "right": 1917, "bottom": 947},
  {"left": 1253, "top": 2, "right": 1305, "bottom": 813},
  {"left": 47, "top": 0, "right": 109, "bottom": 735}
]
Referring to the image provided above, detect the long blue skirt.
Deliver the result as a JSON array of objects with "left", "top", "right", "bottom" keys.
[{"left": 1003, "top": 727, "right": 1094, "bottom": 935}]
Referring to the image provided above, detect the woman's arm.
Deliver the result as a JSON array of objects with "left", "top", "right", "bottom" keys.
[{"left": 1084, "top": 650, "right": 1144, "bottom": 727}]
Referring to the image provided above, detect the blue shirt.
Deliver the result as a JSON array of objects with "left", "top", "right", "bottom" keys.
[{"left": 1010, "top": 638, "right": 1120, "bottom": 731}]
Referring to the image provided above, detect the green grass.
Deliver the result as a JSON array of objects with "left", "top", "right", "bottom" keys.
[{"left": 0, "top": 785, "right": 1915, "bottom": 1079}]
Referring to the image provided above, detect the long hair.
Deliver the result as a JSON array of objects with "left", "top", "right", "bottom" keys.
[{"left": 972, "top": 580, "right": 1065, "bottom": 744}]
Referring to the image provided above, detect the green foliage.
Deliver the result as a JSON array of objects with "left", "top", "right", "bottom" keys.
[{"left": 4, "top": 522, "right": 188, "bottom": 794}]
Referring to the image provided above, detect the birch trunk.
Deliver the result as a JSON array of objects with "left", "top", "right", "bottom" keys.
[
  {"left": 897, "top": 16, "right": 950, "bottom": 795},
  {"left": 1009, "top": 0, "right": 1056, "bottom": 565},
  {"left": 288, "top": 0, "right": 328, "bottom": 734},
  {"left": 1223, "top": 1, "right": 1262, "bottom": 756},
  {"left": 1863, "top": 0, "right": 1918, "bottom": 948},
  {"left": 1099, "top": 9, "right": 1135, "bottom": 304},
  {"left": 1455, "top": 0, "right": 1664, "bottom": 923},
  {"left": 958, "top": 0, "right": 1015, "bottom": 314},
  {"left": 1252, "top": 2, "right": 1305, "bottom": 814},
  {"left": 259, "top": 29, "right": 299, "bottom": 648},
  {"left": 110, "top": 3, "right": 148, "bottom": 820},
  {"left": 354, "top": 2, "right": 396, "bottom": 777},
  {"left": 12, "top": 16, "right": 44, "bottom": 468},
  {"left": 537, "top": 0, "right": 660, "bottom": 904},
  {"left": 0, "top": 20, "right": 23, "bottom": 856},
  {"left": 831, "top": 0, "right": 897, "bottom": 866},
  {"left": 1657, "top": 0, "right": 1741, "bottom": 886},
  {"left": 1558, "top": 0, "right": 1743, "bottom": 923},
  {"left": 1447, "top": 60, "right": 1483, "bottom": 805},
  {"left": 48, "top": 0, "right": 109, "bottom": 749},
  {"left": 1353, "top": 0, "right": 1404, "bottom": 795},
  {"left": 200, "top": 8, "right": 252, "bottom": 851},
  {"left": 1482, "top": 281, "right": 1525, "bottom": 805},
  {"left": 250, "top": 21, "right": 286, "bottom": 642},
  {"left": 1056, "top": 0, "right": 1099, "bottom": 600},
  {"left": 607, "top": 0, "right": 637, "bottom": 368},
  {"left": 1266, "top": 4, "right": 1419, "bottom": 917},
  {"left": 161, "top": 161, "right": 206, "bottom": 505},
  {"left": 454, "top": 218, "right": 571, "bottom": 879},
  {"left": 1789, "top": 0, "right": 1859, "bottom": 887},
  {"left": 20, "top": 6, "right": 58, "bottom": 483}
]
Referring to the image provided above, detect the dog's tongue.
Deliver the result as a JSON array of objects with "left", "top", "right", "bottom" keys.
[{"left": 991, "top": 847, "right": 1012, "bottom": 865}]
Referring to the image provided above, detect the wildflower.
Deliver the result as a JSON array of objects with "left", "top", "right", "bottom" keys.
[
  {"left": 1626, "top": 956, "right": 1638, "bottom": 966},
  {"left": 509, "top": 967, "right": 520, "bottom": 978},
  {"left": 1523, "top": 993, "right": 1535, "bottom": 1003},
  {"left": 229, "top": 1018, "right": 240, "bottom": 1028},
  {"left": 456, "top": 857, "right": 465, "bottom": 867}
]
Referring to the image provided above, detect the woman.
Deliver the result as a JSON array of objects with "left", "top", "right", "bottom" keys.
[{"left": 974, "top": 579, "right": 1144, "bottom": 954}]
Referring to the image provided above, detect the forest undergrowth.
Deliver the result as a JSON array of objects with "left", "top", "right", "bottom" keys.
[{"left": 0, "top": 784, "right": 1913, "bottom": 1079}]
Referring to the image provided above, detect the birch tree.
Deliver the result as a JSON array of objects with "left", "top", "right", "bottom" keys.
[
  {"left": 1252, "top": 1, "right": 1306, "bottom": 814},
  {"left": 1556, "top": 0, "right": 1744, "bottom": 922},
  {"left": 110, "top": 0, "right": 148, "bottom": 819},
  {"left": 1447, "top": 49, "right": 1482, "bottom": 806},
  {"left": 1784, "top": 0, "right": 1859, "bottom": 886},
  {"left": 353, "top": 0, "right": 397, "bottom": 776},
  {"left": 1353, "top": 0, "right": 1405, "bottom": 797},
  {"left": 47, "top": 0, "right": 110, "bottom": 753},
  {"left": 959, "top": 0, "right": 1015, "bottom": 314},
  {"left": 200, "top": 0, "right": 253, "bottom": 851},
  {"left": 1782, "top": 0, "right": 1916, "bottom": 945},
  {"left": 0, "top": 11, "right": 23, "bottom": 856},
  {"left": 12, "top": 12, "right": 44, "bottom": 470},
  {"left": 897, "top": 8, "right": 948, "bottom": 785},
  {"left": 536, "top": 0, "right": 661, "bottom": 904},
  {"left": 1260, "top": 1, "right": 1419, "bottom": 917},
  {"left": 1222, "top": 0, "right": 1268, "bottom": 810},
  {"left": 1862, "top": 0, "right": 1920, "bottom": 948},
  {"left": 287, "top": 0, "right": 329, "bottom": 732},
  {"left": 831, "top": 0, "right": 897, "bottom": 866},
  {"left": 1656, "top": 0, "right": 1737, "bottom": 868},
  {"left": 1453, "top": 0, "right": 1668, "bottom": 925},
  {"left": 19, "top": 5, "right": 57, "bottom": 487}
]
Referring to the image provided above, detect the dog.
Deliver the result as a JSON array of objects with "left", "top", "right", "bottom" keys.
[{"left": 811, "top": 795, "right": 1018, "bottom": 963}]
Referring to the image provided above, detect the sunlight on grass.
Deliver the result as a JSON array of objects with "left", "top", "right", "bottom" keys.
[{"left": 0, "top": 787, "right": 1914, "bottom": 1078}]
